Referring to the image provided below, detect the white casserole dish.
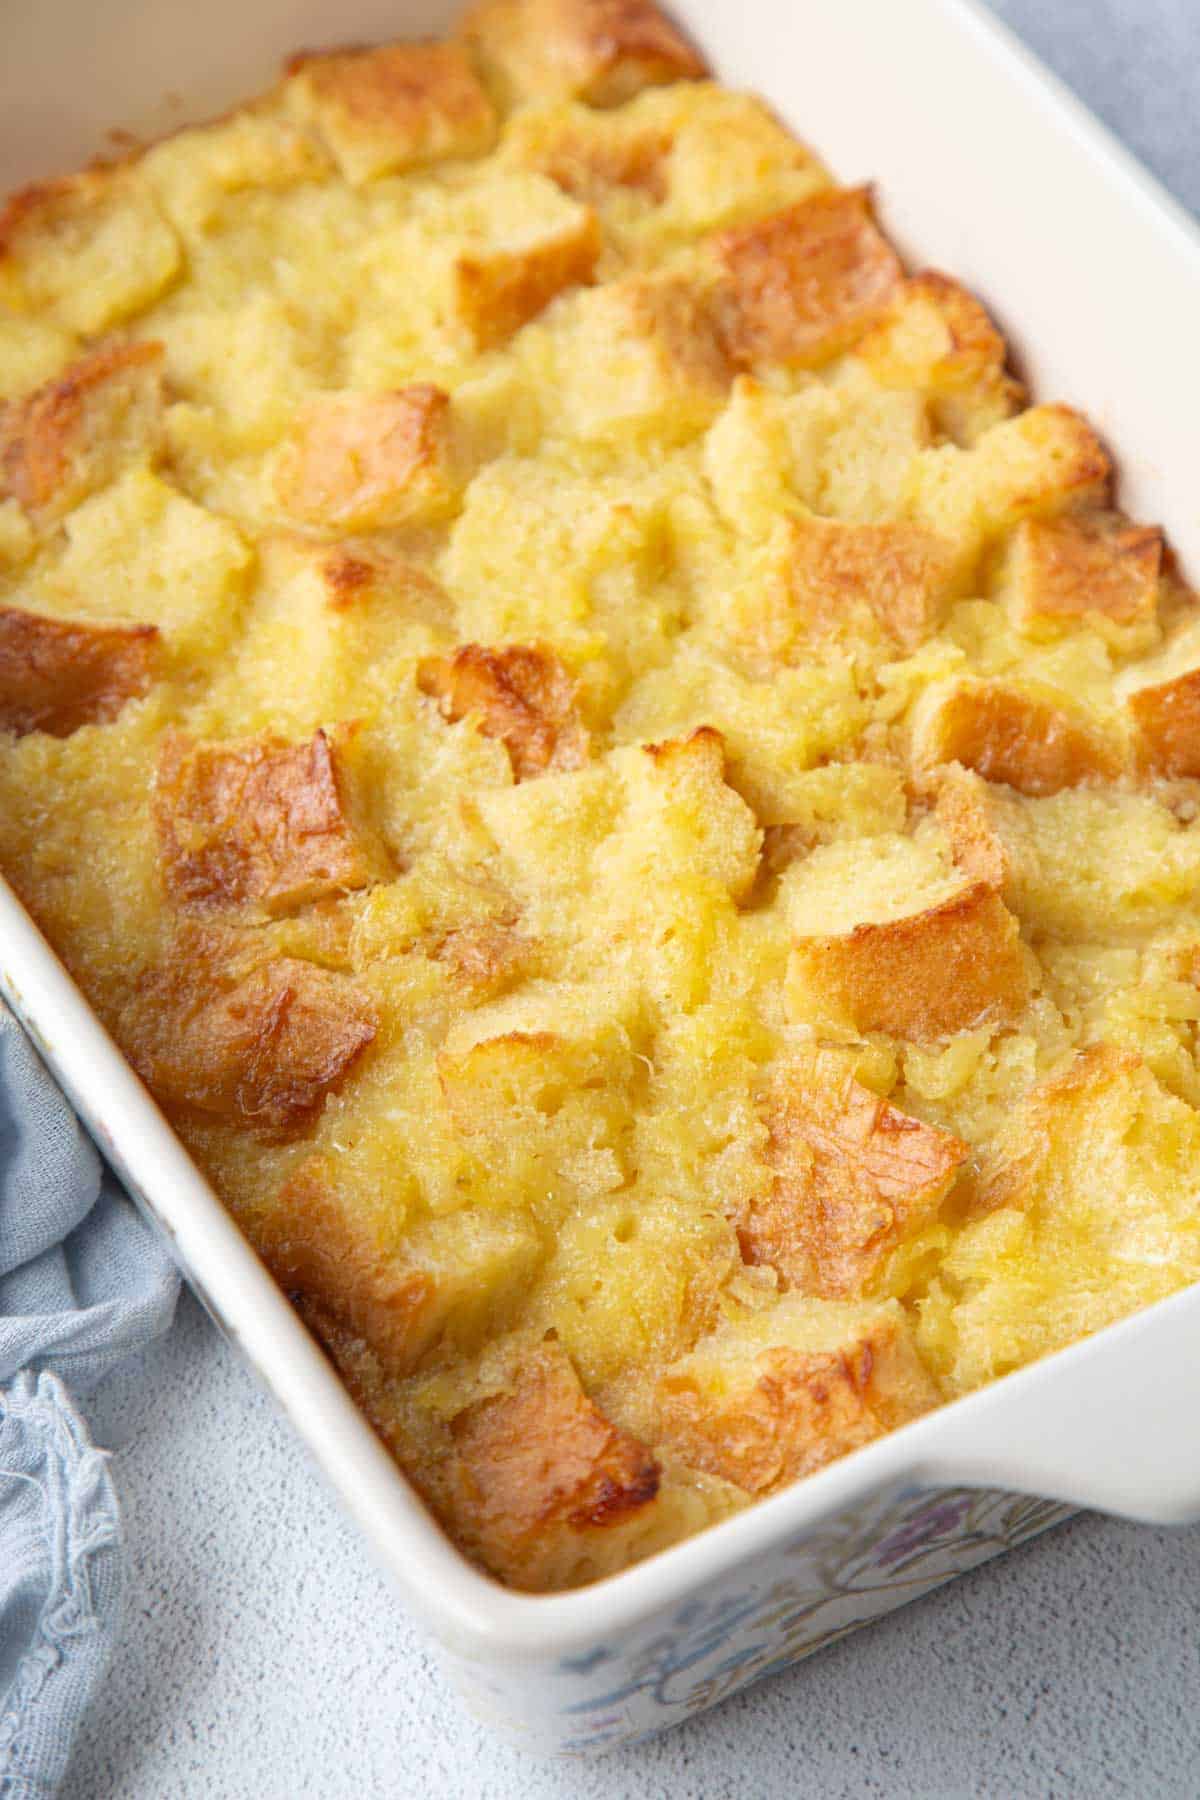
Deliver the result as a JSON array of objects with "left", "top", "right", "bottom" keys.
[{"left": 4, "top": 0, "right": 1200, "bottom": 1754}]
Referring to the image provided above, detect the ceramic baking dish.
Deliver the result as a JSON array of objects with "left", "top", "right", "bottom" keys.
[{"left": 4, "top": 0, "right": 1200, "bottom": 1755}]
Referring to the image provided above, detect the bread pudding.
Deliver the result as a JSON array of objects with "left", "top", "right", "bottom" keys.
[{"left": 2, "top": 0, "right": 1200, "bottom": 1593}]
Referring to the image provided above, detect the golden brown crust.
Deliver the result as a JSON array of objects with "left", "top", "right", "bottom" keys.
[
  {"left": 552, "top": 267, "right": 732, "bottom": 439},
  {"left": 431, "top": 917, "right": 537, "bottom": 997},
  {"left": 782, "top": 513, "right": 957, "bottom": 653},
  {"left": 715, "top": 187, "right": 902, "bottom": 369},
  {"left": 447, "top": 1340, "right": 660, "bottom": 1585},
  {"left": 504, "top": 105, "right": 670, "bottom": 203},
  {"left": 0, "top": 169, "right": 181, "bottom": 334},
  {"left": 1127, "top": 667, "right": 1200, "bottom": 778},
  {"left": 662, "top": 1348, "right": 878, "bottom": 1493},
  {"left": 977, "top": 1042, "right": 1141, "bottom": 1214},
  {"left": 643, "top": 720, "right": 722, "bottom": 768},
  {"left": 856, "top": 270, "right": 1022, "bottom": 440},
  {"left": 319, "top": 549, "right": 380, "bottom": 608},
  {"left": 297, "top": 539, "right": 452, "bottom": 620},
  {"left": 910, "top": 677, "right": 1127, "bottom": 797},
  {"left": 284, "top": 42, "right": 497, "bottom": 183},
  {"left": 452, "top": 203, "right": 600, "bottom": 347},
  {"left": 153, "top": 728, "right": 388, "bottom": 915},
  {"left": 1008, "top": 513, "right": 1162, "bottom": 640},
  {"left": 911, "top": 405, "right": 1114, "bottom": 556},
  {"left": 273, "top": 384, "right": 456, "bottom": 530},
  {"left": 437, "top": 1028, "right": 575, "bottom": 1135},
  {"left": 599, "top": 268, "right": 731, "bottom": 392},
  {"left": 990, "top": 405, "right": 1112, "bottom": 524},
  {"left": 460, "top": 0, "right": 707, "bottom": 107},
  {"left": 257, "top": 1158, "right": 435, "bottom": 1369},
  {"left": 419, "top": 641, "right": 589, "bottom": 779},
  {"left": 740, "top": 1049, "right": 969, "bottom": 1298},
  {"left": 0, "top": 341, "right": 164, "bottom": 521},
  {"left": 0, "top": 605, "right": 158, "bottom": 738},
  {"left": 929, "top": 766, "right": 1011, "bottom": 889},
  {"left": 656, "top": 1313, "right": 938, "bottom": 1495},
  {"left": 858, "top": 271, "right": 1009, "bottom": 391},
  {"left": 129, "top": 951, "right": 377, "bottom": 1134},
  {"left": 789, "top": 881, "right": 1030, "bottom": 1041},
  {"left": 0, "top": 178, "right": 77, "bottom": 261}
]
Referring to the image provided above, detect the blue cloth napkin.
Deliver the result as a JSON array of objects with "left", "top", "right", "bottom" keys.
[{"left": 0, "top": 1003, "right": 180, "bottom": 1797}]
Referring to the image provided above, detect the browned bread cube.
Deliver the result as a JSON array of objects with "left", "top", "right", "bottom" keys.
[
  {"left": 452, "top": 198, "right": 600, "bottom": 347},
  {"left": 430, "top": 916, "right": 537, "bottom": 998},
  {"left": 257, "top": 1159, "right": 542, "bottom": 1374},
  {"left": 923, "top": 1041, "right": 1200, "bottom": 1393},
  {"left": 656, "top": 1299, "right": 938, "bottom": 1495},
  {"left": 259, "top": 1161, "right": 436, "bottom": 1368},
  {"left": 1007, "top": 512, "right": 1162, "bottom": 647},
  {"left": 419, "top": 642, "right": 589, "bottom": 779},
  {"left": 928, "top": 766, "right": 1012, "bottom": 889},
  {"left": 740, "top": 1048, "right": 969, "bottom": 1298},
  {"left": 500, "top": 98, "right": 671, "bottom": 203},
  {"left": 627, "top": 725, "right": 762, "bottom": 901},
  {"left": 284, "top": 42, "right": 497, "bottom": 183},
  {"left": 910, "top": 676, "right": 1128, "bottom": 796},
  {"left": 460, "top": 0, "right": 707, "bottom": 108},
  {"left": 0, "top": 604, "right": 158, "bottom": 737},
  {"left": 859, "top": 271, "right": 1007, "bottom": 388},
  {"left": 715, "top": 187, "right": 902, "bottom": 369},
  {"left": 311, "top": 541, "right": 452, "bottom": 619},
  {"left": 977, "top": 1041, "right": 1141, "bottom": 1213},
  {"left": 560, "top": 268, "right": 732, "bottom": 440},
  {"left": 1127, "top": 666, "right": 1200, "bottom": 778},
  {"left": 0, "top": 341, "right": 164, "bottom": 523},
  {"left": 782, "top": 513, "right": 958, "bottom": 653},
  {"left": 789, "top": 881, "right": 1030, "bottom": 1041},
  {"left": 856, "top": 271, "right": 1021, "bottom": 439},
  {"left": 446, "top": 1339, "right": 660, "bottom": 1587},
  {"left": 0, "top": 170, "right": 181, "bottom": 334},
  {"left": 130, "top": 952, "right": 377, "bottom": 1134},
  {"left": 154, "top": 728, "right": 387, "bottom": 915},
  {"left": 438, "top": 1027, "right": 589, "bottom": 1132},
  {"left": 909, "top": 404, "right": 1112, "bottom": 561},
  {"left": 273, "top": 384, "right": 458, "bottom": 530}
]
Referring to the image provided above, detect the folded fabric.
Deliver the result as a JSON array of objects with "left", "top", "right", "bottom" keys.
[{"left": 0, "top": 1004, "right": 180, "bottom": 1797}]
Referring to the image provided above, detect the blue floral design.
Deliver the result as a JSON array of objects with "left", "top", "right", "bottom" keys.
[{"left": 445, "top": 1484, "right": 1071, "bottom": 1754}]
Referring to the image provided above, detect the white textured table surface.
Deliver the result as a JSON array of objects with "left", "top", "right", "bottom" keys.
[{"left": 62, "top": 4, "right": 1200, "bottom": 1795}]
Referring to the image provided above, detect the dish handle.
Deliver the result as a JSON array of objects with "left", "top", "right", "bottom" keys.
[{"left": 913, "top": 1285, "right": 1200, "bottom": 1526}]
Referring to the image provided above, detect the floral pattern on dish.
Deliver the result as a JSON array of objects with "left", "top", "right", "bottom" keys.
[{"left": 444, "top": 1484, "right": 1071, "bottom": 1754}]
